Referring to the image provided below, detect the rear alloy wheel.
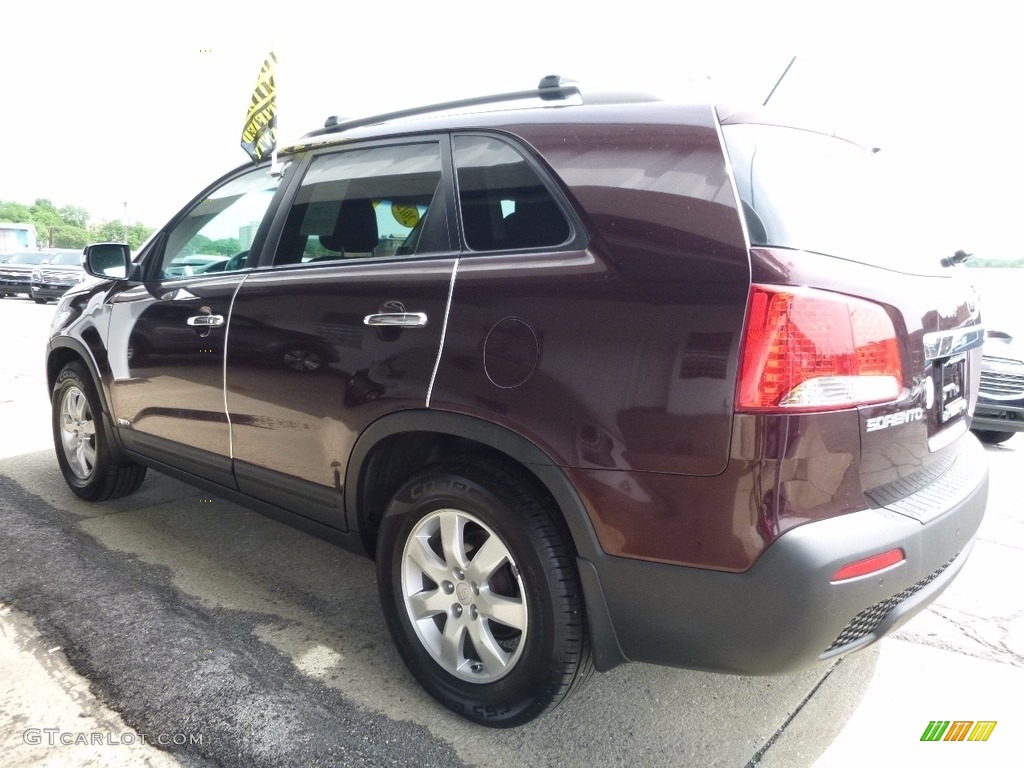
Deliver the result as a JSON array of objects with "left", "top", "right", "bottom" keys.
[
  {"left": 52, "top": 362, "right": 147, "bottom": 500},
  {"left": 975, "top": 430, "right": 1015, "bottom": 445},
  {"left": 376, "top": 462, "right": 592, "bottom": 727},
  {"left": 401, "top": 507, "right": 528, "bottom": 683}
]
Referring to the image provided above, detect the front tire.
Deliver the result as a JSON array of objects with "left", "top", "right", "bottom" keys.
[
  {"left": 51, "top": 362, "right": 147, "bottom": 500},
  {"left": 376, "top": 462, "right": 592, "bottom": 727},
  {"left": 974, "top": 430, "right": 1015, "bottom": 445}
]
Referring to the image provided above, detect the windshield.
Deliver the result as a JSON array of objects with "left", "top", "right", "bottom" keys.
[
  {"left": 8, "top": 251, "right": 50, "bottom": 265},
  {"left": 723, "top": 123, "right": 945, "bottom": 275}
]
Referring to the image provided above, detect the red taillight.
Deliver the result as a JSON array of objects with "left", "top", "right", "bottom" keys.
[
  {"left": 737, "top": 285, "right": 903, "bottom": 412},
  {"left": 831, "top": 548, "right": 905, "bottom": 582}
]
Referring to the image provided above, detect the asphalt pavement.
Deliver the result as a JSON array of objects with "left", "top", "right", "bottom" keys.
[{"left": 1, "top": 296, "right": 1021, "bottom": 767}]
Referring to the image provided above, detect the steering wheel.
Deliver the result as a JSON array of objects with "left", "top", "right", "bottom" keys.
[{"left": 223, "top": 250, "right": 250, "bottom": 272}]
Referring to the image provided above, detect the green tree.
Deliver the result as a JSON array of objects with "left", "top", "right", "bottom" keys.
[
  {"left": 966, "top": 258, "right": 1024, "bottom": 269},
  {"left": 127, "top": 223, "right": 154, "bottom": 250},
  {"left": 209, "top": 237, "right": 241, "bottom": 256},
  {"left": 59, "top": 205, "right": 90, "bottom": 229},
  {"left": 29, "top": 199, "right": 62, "bottom": 246},
  {"left": 90, "top": 220, "right": 154, "bottom": 251},
  {"left": 51, "top": 225, "right": 90, "bottom": 249},
  {"left": 1, "top": 198, "right": 154, "bottom": 251},
  {"left": 0, "top": 200, "right": 32, "bottom": 222},
  {"left": 90, "top": 219, "right": 129, "bottom": 244}
]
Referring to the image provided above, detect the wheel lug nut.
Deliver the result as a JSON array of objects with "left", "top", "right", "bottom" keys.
[
  {"left": 442, "top": 581, "right": 454, "bottom": 594},
  {"left": 454, "top": 568, "right": 465, "bottom": 581},
  {"left": 472, "top": 583, "right": 479, "bottom": 595},
  {"left": 470, "top": 605, "right": 478, "bottom": 620},
  {"left": 452, "top": 604, "right": 463, "bottom": 618}
]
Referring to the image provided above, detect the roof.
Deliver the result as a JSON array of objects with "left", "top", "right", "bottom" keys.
[{"left": 279, "top": 76, "right": 673, "bottom": 155}]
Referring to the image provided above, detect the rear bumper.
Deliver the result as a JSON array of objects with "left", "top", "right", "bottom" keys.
[{"left": 583, "top": 435, "right": 988, "bottom": 674}]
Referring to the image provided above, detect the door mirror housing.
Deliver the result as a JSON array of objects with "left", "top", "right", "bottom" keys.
[{"left": 84, "top": 242, "right": 132, "bottom": 280}]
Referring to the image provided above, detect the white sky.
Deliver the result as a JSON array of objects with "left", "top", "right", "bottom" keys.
[{"left": 2, "top": 0, "right": 1021, "bottom": 257}]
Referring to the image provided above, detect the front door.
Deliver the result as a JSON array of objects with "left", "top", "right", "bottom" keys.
[{"left": 106, "top": 164, "right": 286, "bottom": 487}]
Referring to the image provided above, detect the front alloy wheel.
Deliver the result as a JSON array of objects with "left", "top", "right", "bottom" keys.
[{"left": 59, "top": 385, "right": 97, "bottom": 480}]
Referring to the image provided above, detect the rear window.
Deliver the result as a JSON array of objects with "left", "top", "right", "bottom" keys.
[{"left": 723, "top": 123, "right": 943, "bottom": 274}]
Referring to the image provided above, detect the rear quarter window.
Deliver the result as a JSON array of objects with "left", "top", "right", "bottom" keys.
[{"left": 453, "top": 135, "right": 572, "bottom": 252}]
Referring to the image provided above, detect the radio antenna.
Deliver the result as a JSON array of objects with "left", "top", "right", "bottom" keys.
[{"left": 763, "top": 56, "right": 797, "bottom": 106}]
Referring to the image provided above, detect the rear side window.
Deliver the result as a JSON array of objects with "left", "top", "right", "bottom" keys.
[
  {"left": 723, "top": 123, "right": 943, "bottom": 274},
  {"left": 453, "top": 135, "right": 571, "bottom": 252},
  {"left": 273, "top": 142, "right": 443, "bottom": 265}
]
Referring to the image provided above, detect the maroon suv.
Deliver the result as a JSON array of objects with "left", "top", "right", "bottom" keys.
[{"left": 46, "top": 79, "right": 988, "bottom": 726}]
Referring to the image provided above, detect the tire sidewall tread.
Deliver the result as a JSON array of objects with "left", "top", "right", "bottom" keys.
[
  {"left": 376, "top": 461, "right": 591, "bottom": 727},
  {"left": 51, "top": 362, "right": 146, "bottom": 501}
]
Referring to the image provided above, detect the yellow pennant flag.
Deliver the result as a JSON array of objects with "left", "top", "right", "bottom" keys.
[{"left": 241, "top": 52, "right": 278, "bottom": 162}]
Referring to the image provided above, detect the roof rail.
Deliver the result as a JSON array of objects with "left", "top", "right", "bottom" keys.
[{"left": 304, "top": 75, "right": 581, "bottom": 139}]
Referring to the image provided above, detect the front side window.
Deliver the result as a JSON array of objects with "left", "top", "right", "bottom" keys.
[
  {"left": 453, "top": 135, "right": 571, "bottom": 252},
  {"left": 272, "top": 142, "right": 443, "bottom": 266},
  {"left": 158, "top": 165, "right": 282, "bottom": 279}
]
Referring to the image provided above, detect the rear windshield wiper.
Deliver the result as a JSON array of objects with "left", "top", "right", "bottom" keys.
[{"left": 940, "top": 249, "right": 972, "bottom": 268}]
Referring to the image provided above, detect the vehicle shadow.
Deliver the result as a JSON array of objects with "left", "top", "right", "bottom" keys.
[{"left": 3, "top": 449, "right": 877, "bottom": 768}]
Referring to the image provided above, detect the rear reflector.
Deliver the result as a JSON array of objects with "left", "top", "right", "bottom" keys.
[
  {"left": 737, "top": 285, "right": 903, "bottom": 412},
  {"left": 832, "top": 548, "right": 906, "bottom": 582}
]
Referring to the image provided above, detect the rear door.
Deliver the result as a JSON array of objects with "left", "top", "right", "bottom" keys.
[{"left": 225, "top": 139, "right": 456, "bottom": 528}]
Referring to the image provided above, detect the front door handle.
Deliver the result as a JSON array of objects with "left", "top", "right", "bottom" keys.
[
  {"left": 363, "top": 312, "right": 428, "bottom": 328},
  {"left": 187, "top": 314, "right": 225, "bottom": 327}
]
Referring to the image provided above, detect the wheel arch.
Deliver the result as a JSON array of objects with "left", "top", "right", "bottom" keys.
[
  {"left": 346, "top": 409, "right": 627, "bottom": 671},
  {"left": 47, "top": 337, "right": 125, "bottom": 456},
  {"left": 47, "top": 337, "right": 107, "bottom": 408}
]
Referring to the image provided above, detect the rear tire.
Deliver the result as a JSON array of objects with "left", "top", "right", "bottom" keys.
[
  {"left": 52, "top": 362, "right": 147, "bottom": 500},
  {"left": 974, "top": 430, "right": 1015, "bottom": 445},
  {"left": 376, "top": 462, "right": 592, "bottom": 727}
]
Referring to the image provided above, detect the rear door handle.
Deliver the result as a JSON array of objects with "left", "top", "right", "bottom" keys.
[
  {"left": 363, "top": 312, "right": 428, "bottom": 328},
  {"left": 187, "top": 314, "right": 225, "bottom": 327}
]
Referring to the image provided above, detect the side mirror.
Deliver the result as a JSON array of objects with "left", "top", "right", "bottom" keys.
[{"left": 84, "top": 242, "right": 132, "bottom": 280}]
